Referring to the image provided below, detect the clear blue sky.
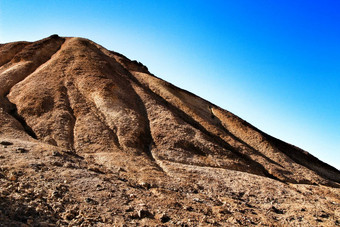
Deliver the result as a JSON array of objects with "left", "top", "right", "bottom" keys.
[{"left": 1, "top": 0, "right": 339, "bottom": 169}]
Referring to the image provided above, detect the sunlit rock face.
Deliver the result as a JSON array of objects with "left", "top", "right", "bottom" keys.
[{"left": 0, "top": 36, "right": 339, "bottom": 226}]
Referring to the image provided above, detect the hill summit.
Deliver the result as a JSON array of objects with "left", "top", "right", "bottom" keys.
[{"left": 0, "top": 35, "right": 339, "bottom": 226}]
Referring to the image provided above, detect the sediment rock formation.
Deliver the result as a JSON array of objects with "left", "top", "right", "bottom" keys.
[{"left": 0, "top": 35, "right": 339, "bottom": 226}]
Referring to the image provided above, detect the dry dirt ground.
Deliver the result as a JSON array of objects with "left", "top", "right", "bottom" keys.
[{"left": 0, "top": 35, "right": 339, "bottom": 226}]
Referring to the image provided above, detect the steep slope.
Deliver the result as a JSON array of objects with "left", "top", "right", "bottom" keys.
[{"left": 0, "top": 35, "right": 339, "bottom": 226}]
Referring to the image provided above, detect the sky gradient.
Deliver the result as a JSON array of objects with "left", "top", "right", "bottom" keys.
[{"left": 1, "top": 0, "right": 339, "bottom": 169}]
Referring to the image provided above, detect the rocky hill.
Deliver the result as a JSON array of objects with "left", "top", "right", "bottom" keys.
[{"left": 0, "top": 35, "right": 339, "bottom": 226}]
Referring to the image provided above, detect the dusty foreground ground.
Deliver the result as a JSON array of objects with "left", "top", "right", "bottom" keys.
[
  {"left": 0, "top": 138, "right": 339, "bottom": 226},
  {"left": 0, "top": 36, "right": 339, "bottom": 226}
]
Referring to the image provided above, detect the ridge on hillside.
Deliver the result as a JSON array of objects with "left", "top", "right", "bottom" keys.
[{"left": 0, "top": 35, "right": 339, "bottom": 226}]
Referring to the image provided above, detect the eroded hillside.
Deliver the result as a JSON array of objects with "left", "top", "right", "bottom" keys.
[{"left": 0, "top": 35, "right": 339, "bottom": 226}]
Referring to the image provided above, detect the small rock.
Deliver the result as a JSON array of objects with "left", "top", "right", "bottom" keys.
[
  {"left": 184, "top": 206, "right": 194, "bottom": 211},
  {"left": 51, "top": 190, "right": 61, "bottom": 198},
  {"left": 137, "top": 208, "right": 152, "bottom": 219},
  {"left": 16, "top": 148, "right": 28, "bottom": 153},
  {"left": 85, "top": 197, "right": 98, "bottom": 205},
  {"left": 213, "top": 206, "right": 231, "bottom": 215},
  {"left": 271, "top": 206, "right": 284, "bottom": 214},
  {"left": 8, "top": 173, "right": 17, "bottom": 181},
  {"left": 96, "top": 184, "right": 105, "bottom": 191},
  {"left": 320, "top": 211, "right": 329, "bottom": 219},
  {"left": 117, "top": 167, "right": 126, "bottom": 172},
  {"left": 27, "top": 219, "right": 33, "bottom": 225},
  {"left": 64, "top": 212, "right": 75, "bottom": 220},
  {"left": 245, "top": 202, "right": 255, "bottom": 208},
  {"left": 139, "top": 182, "right": 150, "bottom": 189},
  {"left": 52, "top": 151, "right": 61, "bottom": 156},
  {"left": 0, "top": 141, "right": 13, "bottom": 146},
  {"left": 118, "top": 177, "right": 127, "bottom": 182},
  {"left": 125, "top": 206, "right": 134, "bottom": 212},
  {"left": 88, "top": 165, "right": 105, "bottom": 174},
  {"left": 64, "top": 162, "right": 75, "bottom": 168},
  {"left": 35, "top": 204, "right": 44, "bottom": 213},
  {"left": 193, "top": 198, "right": 203, "bottom": 203},
  {"left": 160, "top": 213, "right": 170, "bottom": 223},
  {"left": 30, "top": 163, "right": 45, "bottom": 171},
  {"left": 52, "top": 161, "right": 63, "bottom": 167}
]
